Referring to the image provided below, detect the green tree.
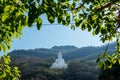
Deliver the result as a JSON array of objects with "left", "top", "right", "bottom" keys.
[
  {"left": 0, "top": 0, "right": 120, "bottom": 79},
  {"left": 0, "top": 55, "right": 20, "bottom": 80}
]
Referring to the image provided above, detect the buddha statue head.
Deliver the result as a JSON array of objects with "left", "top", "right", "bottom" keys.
[{"left": 58, "top": 52, "right": 62, "bottom": 59}]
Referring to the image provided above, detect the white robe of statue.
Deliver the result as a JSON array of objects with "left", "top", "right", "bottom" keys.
[{"left": 50, "top": 52, "right": 67, "bottom": 69}]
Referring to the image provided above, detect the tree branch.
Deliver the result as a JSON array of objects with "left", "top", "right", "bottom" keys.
[
  {"left": 96, "top": 1, "right": 117, "bottom": 11},
  {"left": 72, "top": 0, "right": 89, "bottom": 10},
  {"left": 75, "top": 2, "right": 85, "bottom": 10},
  {"left": 74, "top": 0, "right": 117, "bottom": 12}
]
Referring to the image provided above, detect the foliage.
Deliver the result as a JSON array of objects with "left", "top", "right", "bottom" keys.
[
  {"left": 0, "top": 0, "right": 27, "bottom": 79},
  {"left": 0, "top": 55, "right": 20, "bottom": 80},
  {"left": 0, "top": 0, "right": 120, "bottom": 53},
  {"left": 0, "top": 0, "right": 120, "bottom": 79},
  {"left": 10, "top": 57, "right": 98, "bottom": 80},
  {"left": 96, "top": 33, "right": 120, "bottom": 80},
  {"left": 0, "top": 0, "right": 28, "bottom": 53},
  {"left": 97, "top": 53, "right": 120, "bottom": 80},
  {"left": 64, "top": 60, "right": 98, "bottom": 80}
]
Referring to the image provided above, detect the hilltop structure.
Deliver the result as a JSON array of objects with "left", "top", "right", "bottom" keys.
[{"left": 50, "top": 52, "right": 67, "bottom": 69}]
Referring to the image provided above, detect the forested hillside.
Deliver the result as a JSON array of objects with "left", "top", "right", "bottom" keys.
[
  {"left": 10, "top": 57, "right": 98, "bottom": 80},
  {"left": 9, "top": 42, "right": 117, "bottom": 80},
  {"left": 9, "top": 42, "right": 116, "bottom": 62}
]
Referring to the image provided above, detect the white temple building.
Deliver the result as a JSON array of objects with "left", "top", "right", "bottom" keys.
[{"left": 50, "top": 52, "right": 68, "bottom": 69}]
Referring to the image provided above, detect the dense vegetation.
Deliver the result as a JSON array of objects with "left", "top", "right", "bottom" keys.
[
  {"left": 8, "top": 42, "right": 116, "bottom": 80},
  {"left": 10, "top": 57, "right": 98, "bottom": 80}
]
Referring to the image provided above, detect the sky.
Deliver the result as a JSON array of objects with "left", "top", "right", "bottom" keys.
[
  {"left": 11, "top": 25, "right": 105, "bottom": 50},
  {"left": 0, "top": 15, "right": 111, "bottom": 56},
  {"left": 11, "top": 14, "right": 107, "bottom": 50}
]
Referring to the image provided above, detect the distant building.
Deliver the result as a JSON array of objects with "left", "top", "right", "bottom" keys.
[{"left": 50, "top": 52, "right": 67, "bottom": 69}]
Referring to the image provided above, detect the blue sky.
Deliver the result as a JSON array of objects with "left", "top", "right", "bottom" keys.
[
  {"left": 10, "top": 14, "right": 108, "bottom": 51},
  {"left": 11, "top": 25, "right": 106, "bottom": 50},
  {"left": 0, "top": 23, "right": 109, "bottom": 56},
  {"left": 0, "top": 15, "right": 110, "bottom": 56}
]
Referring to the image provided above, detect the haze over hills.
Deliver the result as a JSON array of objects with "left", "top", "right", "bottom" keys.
[{"left": 9, "top": 42, "right": 116, "bottom": 62}]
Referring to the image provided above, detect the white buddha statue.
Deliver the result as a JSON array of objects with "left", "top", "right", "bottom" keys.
[{"left": 50, "top": 52, "right": 67, "bottom": 69}]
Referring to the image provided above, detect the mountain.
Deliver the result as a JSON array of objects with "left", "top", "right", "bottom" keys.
[
  {"left": 52, "top": 45, "right": 78, "bottom": 53},
  {"left": 65, "top": 42, "right": 116, "bottom": 61},
  {"left": 8, "top": 42, "right": 117, "bottom": 80},
  {"left": 8, "top": 42, "right": 117, "bottom": 62},
  {"left": 9, "top": 49, "right": 56, "bottom": 58}
]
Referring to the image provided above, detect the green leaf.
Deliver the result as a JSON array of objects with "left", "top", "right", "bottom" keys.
[
  {"left": 48, "top": 15, "right": 55, "bottom": 23},
  {"left": 95, "top": 26, "right": 100, "bottom": 35},
  {"left": 118, "top": 59, "right": 120, "bottom": 64},
  {"left": 66, "top": 14, "right": 70, "bottom": 25},
  {"left": 112, "top": 59, "right": 116, "bottom": 64},
  {"left": 106, "top": 61, "right": 112, "bottom": 68},
  {"left": 87, "top": 24, "right": 92, "bottom": 32},
  {"left": 57, "top": 15, "right": 63, "bottom": 24},
  {"left": 4, "top": 5, "right": 11, "bottom": 12},
  {"left": 81, "top": 23, "right": 86, "bottom": 30},
  {"left": 13, "top": 0, "right": 18, "bottom": 3},
  {"left": 71, "top": 24, "right": 75, "bottom": 30},
  {"left": 101, "top": 28, "right": 107, "bottom": 35},
  {"left": 75, "top": 18, "right": 80, "bottom": 27},
  {"left": 2, "top": 14, "right": 8, "bottom": 22},
  {"left": 62, "top": 20, "right": 66, "bottom": 25},
  {"left": 37, "top": 18, "right": 42, "bottom": 30},
  {"left": 106, "top": 23, "right": 112, "bottom": 32},
  {"left": 2, "top": 44, "right": 6, "bottom": 54}
]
